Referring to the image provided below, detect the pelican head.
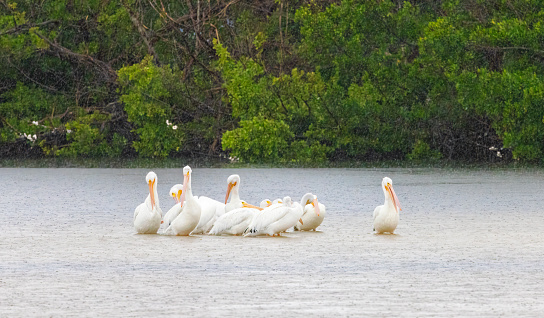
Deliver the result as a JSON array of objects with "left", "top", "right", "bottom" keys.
[
  {"left": 282, "top": 196, "right": 293, "bottom": 207},
  {"left": 260, "top": 199, "right": 272, "bottom": 208},
  {"left": 301, "top": 192, "right": 320, "bottom": 216},
  {"left": 183, "top": 166, "right": 192, "bottom": 177},
  {"left": 145, "top": 171, "right": 157, "bottom": 210},
  {"left": 169, "top": 184, "right": 183, "bottom": 203},
  {"left": 382, "top": 177, "right": 402, "bottom": 212},
  {"left": 225, "top": 174, "right": 241, "bottom": 204}
]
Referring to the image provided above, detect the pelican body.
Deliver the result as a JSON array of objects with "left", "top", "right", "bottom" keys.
[
  {"left": 244, "top": 197, "right": 303, "bottom": 237},
  {"left": 162, "top": 184, "right": 184, "bottom": 229},
  {"left": 373, "top": 177, "right": 402, "bottom": 234},
  {"left": 134, "top": 171, "right": 163, "bottom": 234},
  {"left": 192, "top": 196, "right": 226, "bottom": 234},
  {"left": 165, "top": 166, "right": 201, "bottom": 236},
  {"left": 209, "top": 199, "right": 271, "bottom": 236},
  {"left": 294, "top": 193, "right": 326, "bottom": 231}
]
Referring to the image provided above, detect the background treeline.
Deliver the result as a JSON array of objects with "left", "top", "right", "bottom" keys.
[{"left": 1, "top": 0, "right": 544, "bottom": 163}]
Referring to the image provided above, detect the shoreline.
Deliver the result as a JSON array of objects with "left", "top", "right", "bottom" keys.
[{"left": 0, "top": 157, "right": 541, "bottom": 170}]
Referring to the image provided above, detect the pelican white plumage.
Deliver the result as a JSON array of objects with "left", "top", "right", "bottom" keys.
[
  {"left": 133, "top": 171, "right": 163, "bottom": 234},
  {"left": 192, "top": 196, "right": 226, "bottom": 234},
  {"left": 209, "top": 199, "right": 271, "bottom": 236},
  {"left": 244, "top": 197, "right": 303, "bottom": 237},
  {"left": 373, "top": 177, "right": 402, "bottom": 234},
  {"left": 164, "top": 166, "right": 201, "bottom": 236},
  {"left": 162, "top": 184, "right": 184, "bottom": 228},
  {"left": 294, "top": 193, "right": 326, "bottom": 231},
  {"left": 224, "top": 174, "right": 261, "bottom": 212}
]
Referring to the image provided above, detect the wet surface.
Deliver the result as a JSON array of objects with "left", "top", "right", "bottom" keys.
[{"left": 1, "top": 168, "right": 544, "bottom": 316}]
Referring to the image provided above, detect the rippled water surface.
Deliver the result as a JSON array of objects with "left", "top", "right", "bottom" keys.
[{"left": 1, "top": 168, "right": 544, "bottom": 316}]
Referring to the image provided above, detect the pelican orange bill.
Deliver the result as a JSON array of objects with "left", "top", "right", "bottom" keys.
[
  {"left": 148, "top": 179, "right": 155, "bottom": 210},
  {"left": 386, "top": 184, "right": 402, "bottom": 213},
  {"left": 225, "top": 181, "right": 236, "bottom": 204},
  {"left": 312, "top": 198, "right": 320, "bottom": 216},
  {"left": 177, "top": 189, "right": 182, "bottom": 203},
  {"left": 180, "top": 172, "right": 189, "bottom": 208},
  {"left": 242, "top": 202, "right": 263, "bottom": 211}
]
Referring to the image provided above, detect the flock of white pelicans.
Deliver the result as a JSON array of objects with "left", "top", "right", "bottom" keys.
[{"left": 133, "top": 166, "right": 402, "bottom": 236}]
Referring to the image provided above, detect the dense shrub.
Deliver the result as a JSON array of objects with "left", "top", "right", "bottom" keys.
[{"left": 1, "top": 1, "right": 543, "bottom": 163}]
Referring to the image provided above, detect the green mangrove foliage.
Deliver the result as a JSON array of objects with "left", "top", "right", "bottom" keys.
[
  {"left": 1, "top": 0, "right": 544, "bottom": 163},
  {"left": 118, "top": 56, "right": 183, "bottom": 158}
]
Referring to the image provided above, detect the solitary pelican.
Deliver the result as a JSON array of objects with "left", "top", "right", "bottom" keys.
[
  {"left": 244, "top": 197, "right": 303, "bottom": 237},
  {"left": 373, "top": 177, "right": 402, "bottom": 234},
  {"left": 294, "top": 193, "right": 326, "bottom": 231},
  {"left": 164, "top": 166, "right": 201, "bottom": 236},
  {"left": 133, "top": 171, "right": 163, "bottom": 234}
]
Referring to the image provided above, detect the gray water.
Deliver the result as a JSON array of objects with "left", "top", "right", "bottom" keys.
[{"left": 1, "top": 168, "right": 543, "bottom": 317}]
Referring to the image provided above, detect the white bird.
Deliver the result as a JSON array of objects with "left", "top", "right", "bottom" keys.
[
  {"left": 170, "top": 184, "right": 184, "bottom": 202},
  {"left": 244, "top": 197, "right": 303, "bottom": 237},
  {"left": 162, "top": 184, "right": 184, "bottom": 229},
  {"left": 133, "top": 171, "right": 163, "bottom": 234},
  {"left": 164, "top": 166, "right": 201, "bottom": 236},
  {"left": 294, "top": 193, "right": 326, "bottom": 231},
  {"left": 373, "top": 177, "right": 402, "bottom": 234},
  {"left": 209, "top": 199, "right": 271, "bottom": 236},
  {"left": 262, "top": 198, "right": 283, "bottom": 210},
  {"left": 224, "top": 174, "right": 261, "bottom": 212},
  {"left": 192, "top": 196, "right": 226, "bottom": 234}
]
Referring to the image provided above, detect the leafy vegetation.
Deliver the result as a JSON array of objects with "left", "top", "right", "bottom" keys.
[{"left": 1, "top": 1, "right": 543, "bottom": 164}]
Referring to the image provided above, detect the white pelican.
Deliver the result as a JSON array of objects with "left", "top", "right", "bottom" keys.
[
  {"left": 294, "top": 193, "right": 326, "bottom": 231},
  {"left": 133, "top": 171, "right": 163, "bottom": 234},
  {"left": 170, "top": 184, "right": 183, "bottom": 202},
  {"left": 164, "top": 166, "right": 201, "bottom": 236},
  {"left": 209, "top": 199, "right": 271, "bottom": 236},
  {"left": 162, "top": 184, "right": 187, "bottom": 229},
  {"left": 192, "top": 196, "right": 226, "bottom": 234},
  {"left": 244, "top": 197, "right": 303, "bottom": 237},
  {"left": 373, "top": 177, "right": 402, "bottom": 234},
  {"left": 225, "top": 174, "right": 261, "bottom": 212}
]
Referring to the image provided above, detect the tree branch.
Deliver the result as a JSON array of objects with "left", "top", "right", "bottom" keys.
[
  {"left": 121, "top": 1, "right": 161, "bottom": 65},
  {"left": 32, "top": 31, "right": 117, "bottom": 83},
  {"left": 0, "top": 20, "right": 59, "bottom": 36}
]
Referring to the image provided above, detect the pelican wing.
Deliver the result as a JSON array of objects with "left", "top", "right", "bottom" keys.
[
  {"left": 134, "top": 203, "right": 143, "bottom": 222},
  {"left": 198, "top": 195, "right": 223, "bottom": 207},
  {"left": 373, "top": 205, "right": 382, "bottom": 221},
  {"left": 164, "top": 204, "right": 182, "bottom": 226},
  {"left": 134, "top": 194, "right": 151, "bottom": 221},
  {"left": 246, "top": 205, "right": 290, "bottom": 235},
  {"left": 301, "top": 204, "right": 313, "bottom": 219},
  {"left": 209, "top": 208, "right": 258, "bottom": 235}
]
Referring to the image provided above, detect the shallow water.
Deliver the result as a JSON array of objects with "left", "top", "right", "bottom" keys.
[{"left": 1, "top": 168, "right": 543, "bottom": 316}]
